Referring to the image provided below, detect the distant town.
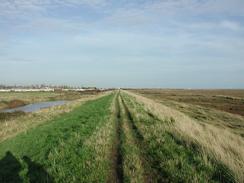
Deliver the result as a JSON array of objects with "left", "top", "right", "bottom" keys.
[{"left": 0, "top": 84, "right": 103, "bottom": 92}]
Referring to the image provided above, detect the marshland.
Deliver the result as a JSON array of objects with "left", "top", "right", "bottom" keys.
[
  {"left": 0, "top": 89, "right": 243, "bottom": 182},
  {"left": 1, "top": 1, "right": 244, "bottom": 182}
]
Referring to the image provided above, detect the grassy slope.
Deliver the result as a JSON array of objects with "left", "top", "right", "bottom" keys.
[
  {"left": 0, "top": 93, "right": 106, "bottom": 143},
  {"left": 0, "top": 94, "right": 114, "bottom": 182},
  {"left": 159, "top": 100, "right": 244, "bottom": 137},
  {"left": 126, "top": 90, "right": 244, "bottom": 182},
  {"left": 131, "top": 89, "right": 244, "bottom": 137},
  {"left": 131, "top": 89, "right": 244, "bottom": 116},
  {"left": 121, "top": 92, "right": 236, "bottom": 183},
  {"left": 0, "top": 90, "right": 241, "bottom": 182}
]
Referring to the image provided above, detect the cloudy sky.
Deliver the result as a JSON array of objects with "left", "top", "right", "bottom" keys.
[{"left": 0, "top": 0, "right": 244, "bottom": 88}]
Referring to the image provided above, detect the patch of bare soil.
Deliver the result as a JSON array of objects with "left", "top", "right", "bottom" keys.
[{"left": 7, "top": 100, "right": 26, "bottom": 109}]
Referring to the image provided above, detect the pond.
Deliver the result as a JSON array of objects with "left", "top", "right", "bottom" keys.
[{"left": 0, "top": 101, "right": 67, "bottom": 113}]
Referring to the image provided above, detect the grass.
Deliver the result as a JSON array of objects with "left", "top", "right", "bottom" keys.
[
  {"left": 131, "top": 89, "right": 244, "bottom": 116},
  {"left": 154, "top": 99, "right": 244, "bottom": 137},
  {"left": 0, "top": 92, "right": 59, "bottom": 110},
  {"left": 0, "top": 93, "right": 114, "bottom": 182},
  {"left": 121, "top": 92, "right": 237, "bottom": 182},
  {"left": 0, "top": 91, "right": 95, "bottom": 110},
  {"left": 109, "top": 92, "right": 124, "bottom": 182},
  {"left": 79, "top": 92, "right": 117, "bottom": 182},
  {"left": 0, "top": 111, "right": 25, "bottom": 122},
  {"left": 123, "top": 90, "right": 243, "bottom": 182},
  {"left": 0, "top": 90, "right": 243, "bottom": 182},
  {"left": 119, "top": 95, "right": 145, "bottom": 183},
  {"left": 0, "top": 93, "right": 106, "bottom": 143}
]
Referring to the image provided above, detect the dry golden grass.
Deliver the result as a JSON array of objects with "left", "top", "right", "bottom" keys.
[
  {"left": 153, "top": 99, "right": 244, "bottom": 137},
  {"left": 0, "top": 92, "right": 110, "bottom": 143},
  {"left": 123, "top": 90, "right": 244, "bottom": 182},
  {"left": 132, "top": 89, "right": 244, "bottom": 117}
]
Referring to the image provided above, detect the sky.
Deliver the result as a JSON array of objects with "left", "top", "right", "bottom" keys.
[{"left": 0, "top": 0, "right": 244, "bottom": 88}]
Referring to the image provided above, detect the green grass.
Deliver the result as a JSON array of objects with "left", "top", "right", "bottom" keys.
[
  {"left": 0, "top": 91, "right": 238, "bottom": 182},
  {"left": 0, "top": 94, "right": 114, "bottom": 182},
  {"left": 119, "top": 96, "right": 145, "bottom": 183},
  {"left": 121, "top": 92, "right": 235, "bottom": 183}
]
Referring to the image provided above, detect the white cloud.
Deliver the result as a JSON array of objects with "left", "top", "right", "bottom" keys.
[
  {"left": 0, "top": 0, "right": 109, "bottom": 19},
  {"left": 176, "top": 20, "right": 243, "bottom": 33},
  {"left": 0, "top": 57, "right": 37, "bottom": 63},
  {"left": 1, "top": 0, "right": 244, "bottom": 18},
  {"left": 220, "top": 21, "right": 241, "bottom": 31}
]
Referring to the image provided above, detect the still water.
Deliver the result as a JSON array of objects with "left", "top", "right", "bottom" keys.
[{"left": 1, "top": 101, "right": 67, "bottom": 113}]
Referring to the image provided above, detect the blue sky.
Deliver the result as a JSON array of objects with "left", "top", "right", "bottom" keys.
[{"left": 0, "top": 0, "right": 244, "bottom": 88}]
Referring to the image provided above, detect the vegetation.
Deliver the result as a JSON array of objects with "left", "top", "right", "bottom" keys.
[
  {"left": 0, "top": 91, "right": 96, "bottom": 110},
  {"left": 123, "top": 90, "right": 243, "bottom": 182},
  {"left": 0, "top": 111, "right": 25, "bottom": 122},
  {"left": 0, "top": 90, "right": 243, "bottom": 182},
  {"left": 131, "top": 89, "right": 244, "bottom": 116},
  {"left": 0, "top": 94, "right": 114, "bottom": 182},
  {"left": 0, "top": 92, "right": 59, "bottom": 110},
  {"left": 119, "top": 96, "right": 145, "bottom": 182},
  {"left": 0, "top": 93, "right": 105, "bottom": 143}
]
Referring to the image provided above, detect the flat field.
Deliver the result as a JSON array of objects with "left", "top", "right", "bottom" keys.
[
  {"left": 0, "top": 90, "right": 243, "bottom": 182},
  {"left": 130, "top": 89, "right": 244, "bottom": 116}
]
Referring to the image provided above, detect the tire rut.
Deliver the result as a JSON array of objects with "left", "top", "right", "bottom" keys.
[
  {"left": 120, "top": 95, "right": 156, "bottom": 183},
  {"left": 108, "top": 93, "right": 124, "bottom": 183}
]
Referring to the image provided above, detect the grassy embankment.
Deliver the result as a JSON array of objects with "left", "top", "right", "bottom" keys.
[
  {"left": 0, "top": 93, "right": 117, "bottom": 182},
  {"left": 1, "top": 90, "right": 243, "bottom": 182},
  {"left": 131, "top": 89, "right": 244, "bottom": 116},
  {"left": 0, "top": 91, "right": 86, "bottom": 129},
  {"left": 0, "top": 93, "right": 106, "bottom": 143},
  {"left": 158, "top": 99, "right": 244, "bottom": 137},
  {"left": 110, "top": 92, "right": 235, "bottom": 182},
  {"left": 122, "top": 90, "right": 243, "bottom": 182},
  {"left": 132, "top": 89, "right": 244, "bottom": 137}
]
